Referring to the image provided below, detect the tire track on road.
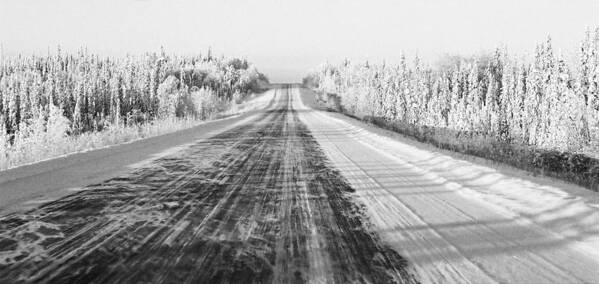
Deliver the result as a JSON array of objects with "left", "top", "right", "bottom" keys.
[{"left": 0, "top": 86, "right": 417, "bottom": 283}]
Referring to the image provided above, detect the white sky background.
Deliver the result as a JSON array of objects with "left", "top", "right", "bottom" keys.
[{"left": 1, "top": 0, "right": 599, "bottom": 82}]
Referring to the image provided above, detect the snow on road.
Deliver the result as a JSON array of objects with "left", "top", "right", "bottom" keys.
[
  {"left": 295, "top": 87, "right": 599, "bottom": 283},
  {"left": 0, "top": 87, "right": 416, "bottom": 283},
  {"left": 1, "top": 85, "right": 598, "bottom": 283},
  {"left": 0, "top": 89, "right": 277, "bottom": 215}
]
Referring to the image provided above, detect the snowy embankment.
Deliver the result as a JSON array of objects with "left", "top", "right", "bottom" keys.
[
  {"left": 0, "top": 89, "right": 276, "bottom": 214},
  {"left": 296, "top": 87, "right": 599, "bottom": 283}
]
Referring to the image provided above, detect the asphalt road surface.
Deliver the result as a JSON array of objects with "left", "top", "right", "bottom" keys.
[
  {"left": 1, "top": 86, "right": 599, "bottom": 283},
  {"left": 0, "top": 87, "right": 416, "bottom": 283}
]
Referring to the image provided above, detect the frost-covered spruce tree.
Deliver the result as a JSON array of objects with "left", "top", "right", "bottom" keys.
[
  {"left": 72, "top": 79, "right": 85, "bottom": 133},
  {"left": 534, "top": 38, "right": 556, "bottom": 147},
  {"left": 0, "top": 115, "right": 8, "bottom": 168},
  {"left": 157, "top": 75, "right": 179, "bottom": 118},
  {"left": 381, "top": 65, "right": 396, "bottom": 120},
  {"left": 588, "top": 65, "right": 599, "bottom": 148},
  {"left": 500, "top": 58, "right": 513, "bottom": 142},
  {"left": 551, "top": 54, "right": 584, "bottom": 151},
  {"left": 465, "top": 61, "right": 484, "bottom": 132},
  {"left": 577, "top": 28, "right": 595, "bottom": 145},
  {"left": 108, "top": 74, "right": 122, "bottom": 126},
  {"left": 412, "top": 56, "right": 429, "bottom": 126},
  {"left": 524, "top": 46, "right": 544, "bottom": 146},
  {"left": 305, "top": 27, "right": 599, "bottom": 153},
  {"left": 7, "top": 80, "right": 20, "bottom": 134},
  {"left": 512, "top": 63, "right": 528, "bottom": 144},
  {"left": 47, "top": 103, "right": 70, "bottom": 153},
  {"left": 582, "top": 28, "right": 599, "bottom": 147},
  {"left": 448, "top": 65, "right": 466, "bottom": 131}
]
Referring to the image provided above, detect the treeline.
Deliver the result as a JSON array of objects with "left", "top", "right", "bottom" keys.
[
  {"left": 305, "top": 28, "right": 599, "bottom": 190},
  {"left": 0, "top": 48, "right": 268, "bottom": 169}
]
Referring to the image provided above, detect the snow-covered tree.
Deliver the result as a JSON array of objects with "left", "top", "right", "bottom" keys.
[{"left": 306, "top": 28, "right": 599, "bottom": 154}]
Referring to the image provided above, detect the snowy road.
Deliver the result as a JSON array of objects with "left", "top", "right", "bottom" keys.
[
  {"left": 1, "top": 86, "right": 599, "bottom": 283},
  {"left": 297, "top": 87, "right": 599, "bottom": 284}
]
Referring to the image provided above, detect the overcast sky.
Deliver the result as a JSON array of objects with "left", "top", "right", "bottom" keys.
[{"left": 1, "top": 0, "right": 599, "bottom": 82}]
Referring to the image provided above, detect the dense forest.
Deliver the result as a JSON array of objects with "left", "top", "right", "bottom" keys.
[
  {"left": 305, "top": 28, "right": 599, "bottom": 189},
  {"left": 0, "top": 48, "right": 268, "bottom": 169}
]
